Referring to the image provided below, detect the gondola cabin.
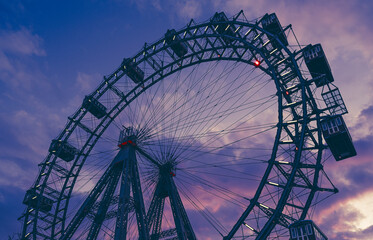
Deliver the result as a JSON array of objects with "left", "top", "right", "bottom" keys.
[
  {"left": 261, "top": 13, "right": 289, "bottom": 48},
  {"left": 165, "top": 29, "right": 188, "bottom": 58},
  {"left": 23, "top": 189, "right": 53, "bottom": 212},
  {"left": 303, "top": 44, "right": 334, "bottom": 87},
  {"left": 289, "top": 220, "right": 327, "bottom": 240},
  {"left": 211, "top": 12, "right": 236, "bottom": 44},
  {"left": 49, "top": 140, "right": 78, "bottom": 162},
  {"left": 321, "top": 115, "right": 356, "bottom": 161},
  {"left": 82, "top": 95, "right": 107, "bottom": 119},
  {"left": 122, "top": 58, "right": 144, "bottom": 84}
]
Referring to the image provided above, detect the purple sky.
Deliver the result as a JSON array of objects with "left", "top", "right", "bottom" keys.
[{"left": 1, "top": 0, "right": 373, "bottom": 239}]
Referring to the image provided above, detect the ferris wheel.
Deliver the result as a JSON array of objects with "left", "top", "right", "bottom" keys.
[{"left": 19, "top": 11, "right": 356, "bottom": 240}]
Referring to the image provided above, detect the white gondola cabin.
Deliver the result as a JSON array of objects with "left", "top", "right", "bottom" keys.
[
  {"left": 321, "top": 115, "right": 356, "bottom": 161},
  {"left": 165, "top": 29, "right": 188, "bottom": 58},
  {"left": 211, "top": 12, "right": 236, "bottom": 44},
  {"left": 303, "top": 44, "right": 334, "bottom": 87},
  {"left": 49, "top": 140, "right": 78, "bottom": 162},
  {"left": 261, "top": 13, "right": 289, "bottom": 48},
  {"left": 289, "top": 220, "right": 327, "bottom": 240},
  {"left": 82, "top": 95, "right": 107, "bottom": 119},
  {"left": 122, "top": 58, "right": 144, "bottom": 84}
]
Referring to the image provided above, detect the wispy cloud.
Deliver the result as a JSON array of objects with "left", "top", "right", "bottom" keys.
[
  {"left": 350, "top": 105, "right": 373, "bottom": 140},
  {"left": 75, "top": 72, "right": 102, "bottom": 94},
  {"left": 0, "top": 28, "right": 46, "bottom": 56},
  {"left": 0, "top": 27, "right": 64, "bottom": 190},
  {"left": 0, "top": 27, "right": 50, "bottom": 95},
  {"left": 317, "top": 191, "right": 373, "bottom": 240},
  {"left": 176, "top": 0, "right": 203, "bottom": 19},
  {"left": 315, "top": 123, "right": 373, "bottom": 239},
  {"left": 0, "top": 158, "right": 30, "bottom": 189}
]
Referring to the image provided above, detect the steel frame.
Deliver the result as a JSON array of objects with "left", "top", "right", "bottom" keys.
[{"left": 20, "top": 11, "right": 341, "bottom": 240}]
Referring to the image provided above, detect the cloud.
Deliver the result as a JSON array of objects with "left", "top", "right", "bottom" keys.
[
  {"left": 0, "top": 71, "right": 105, "bottom": 189},
  {"left": 316, "top": 191, "right": 373, "bottom": 240},
  {"left": 312, "top": 129, "right": 373, "bottom": 239},
  {"left": 0, "top": 27, "right": 70, "bottom": 190},
  {"left": 129, "top": 0, "right": 204, "bottom": 21},
  {"left": 0, "top": 187, "right": 25, "bottom": 238},
  {"left": 206, "top": 0, "right": 373, "bottom": 120},
  {"left": 0, "top": 158, "right": 30, "bottom": 189},
  {"left": 0, "top": 192, "right": 4, "bottom": 203},
  {"left": 125, "top": 0, "right": 373, "bottom": 126},
  {"left": 177, "top": 0, "right": 203, "bottom": 19},
  {"left": 0, "top": 108, "right": 68, "bottom": 190},
  {"left": 0, "top": 51, "right": 13, "bottom": 72},
  {"left": 210, "top": 0, "right": 269, "bottom": 18},
  {"left": 280, "top": 1, "right": 373, "bottom": 119},
  {"left": 0, "top": 28, "right": 46, "bottom": 56},
  {"left": 350, "top": 105, "right": 373, "bottom": 140},
  {"left": 0, "top": 27, "right": 49, "bottom": 92},
  {"left": 75, "top": 72, "right": 102, "bottom": 94}
]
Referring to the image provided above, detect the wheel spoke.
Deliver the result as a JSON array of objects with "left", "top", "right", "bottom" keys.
[{"left": 20, "top": 10, "right": 346, "bottom": 240}]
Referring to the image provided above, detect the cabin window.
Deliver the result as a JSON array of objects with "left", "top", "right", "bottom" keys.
[
  {"left": 315, "top": 45, "right": 321, "bottom": 53},
  {"left": 269, "top": 14, "right": 276, "bottom": 22},
  {"left": 336, "top": 116, "right": 342, "bottom": 126},
  {"left": 306, "top": 224, "right": 313, "bottom": 235},
  {"left": 322, "top": 122, "right": 328, "bottom": 131},
  {"left": 291, "top": 228, "right": 297, "bottom": 238},
  {"left": 301, "top": 226, "right": 309, "bottom": 239},
  {"left": 297, "top": 227, "right": 302, "bottom": 237},
  {"left": 310, "top": 49, "right": 318, "bottom": 59},
  {"left": 315, "top": 230, "right": 321, "bottom": 239},
  {"left": 306, "top": 46, "right": 320, "bottom": 60},
  {"left": 327, "top": 119, "right": 339, "bottom": 134}
]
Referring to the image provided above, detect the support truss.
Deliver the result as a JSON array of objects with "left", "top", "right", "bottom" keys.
[
  {"left": 147, "top": 162, "right": 196, "bottom": 240},
  {"left": 61, "top": 143, "right": 150, "bottom": 240}
]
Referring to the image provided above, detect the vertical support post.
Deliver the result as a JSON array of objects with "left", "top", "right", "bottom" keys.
[
  {"left": 140, "top": 153, "right": 197, "bottom": 240},
  {"left": 130, "top": 146, "right": 150, "bottom": 240},
  {"left": 147, "top": 181, "right": 166, "bottom": 239},
  {"left": 114, "top": 148, "right": 132, "bottom": 240},
  {"left": 168, "top": 176, "right": 197, "bottom": 240},
  {"left": 152, "top": 198, "right": 165, "bottom": 239},
  {"left": 114, "top": 141, "right": 150, "bottom": 240},
  {"left": 168, "top": 177, "right": 188, "bottom": 240}
]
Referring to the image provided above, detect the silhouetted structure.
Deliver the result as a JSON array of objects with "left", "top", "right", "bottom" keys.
[{"left": 289, "top": 220, "right": 327, "bottom": 240}]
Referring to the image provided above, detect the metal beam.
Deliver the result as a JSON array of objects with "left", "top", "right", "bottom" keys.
[
  {"left": 147, "top": 182, "right": 166, "bottom": 239},
  {"left": 114, "top": 149, "right": 131, "bottom": 240},
  {"left": 130, "top": 146, "right": 151, "bottom": 240},
  {"left": 87, "top": 166, "right": 122, "bottom": 239},
  {"left": 60, "top": 162, "right": 118, "bottom": 240},
  {"left": 168, "top": 176, "right": 196, "bottom": 240}
]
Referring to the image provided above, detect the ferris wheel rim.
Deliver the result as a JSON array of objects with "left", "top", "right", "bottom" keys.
[{"left": 21, "top": 11, "right": 329, "bottom": 240}]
